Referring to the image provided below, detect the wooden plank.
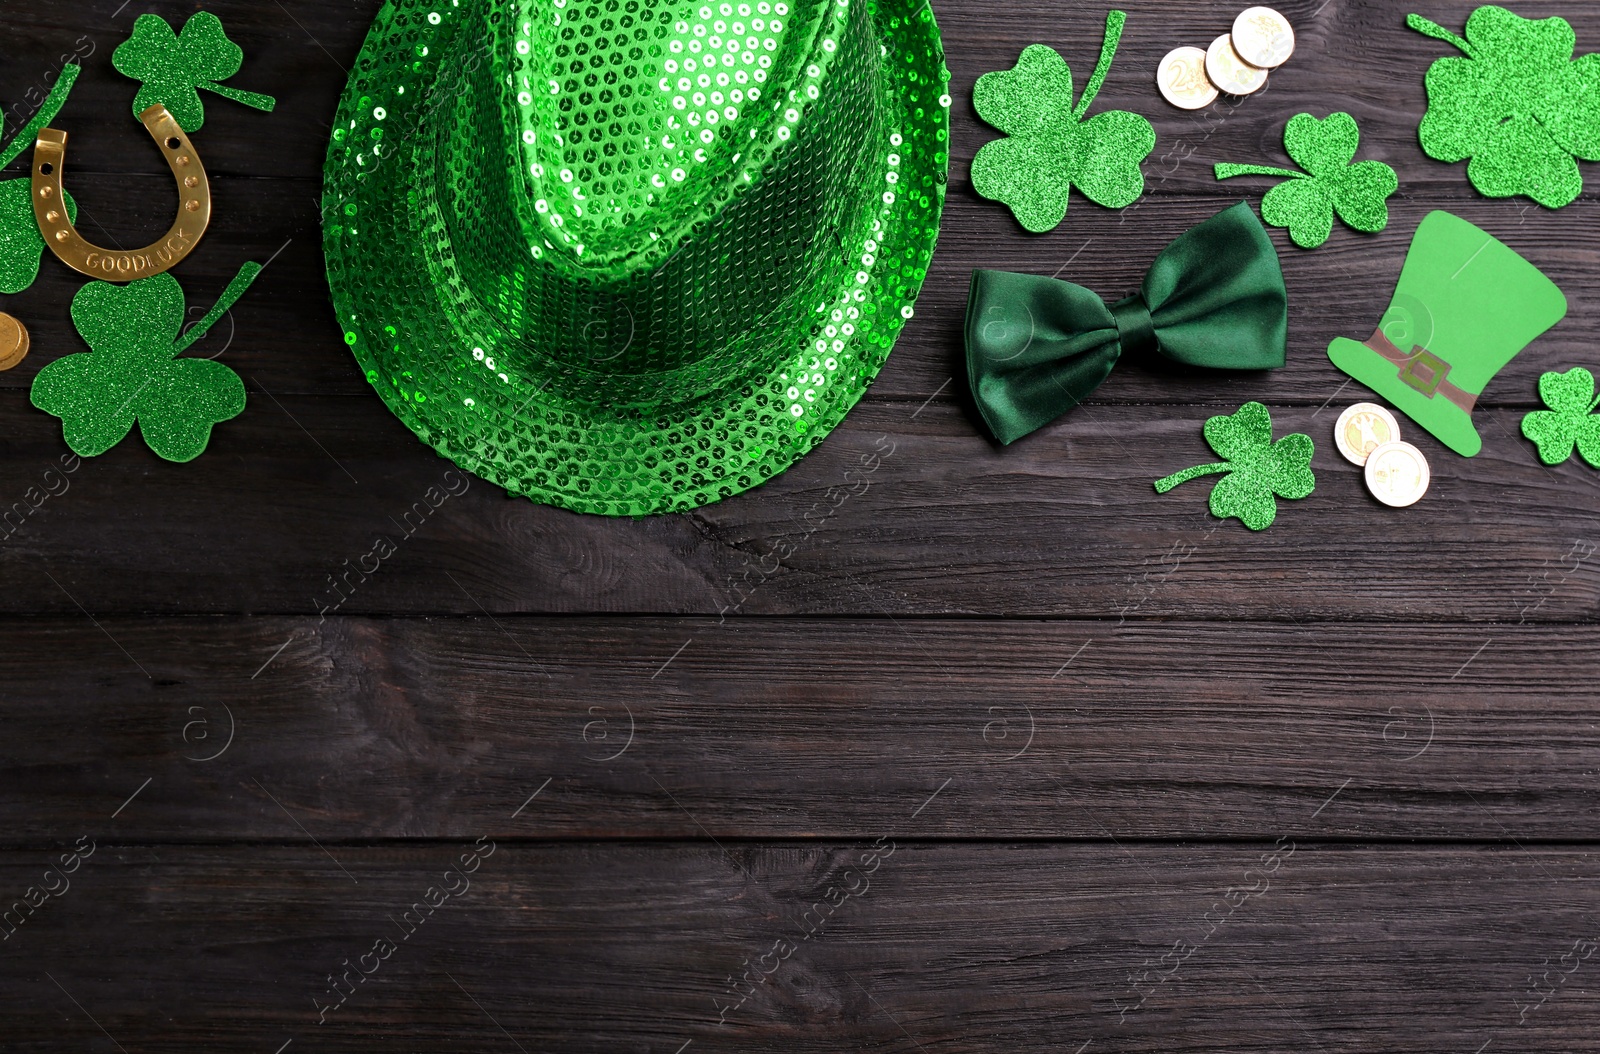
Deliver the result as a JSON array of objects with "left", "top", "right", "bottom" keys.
[
  {"left": 2, "top": 177, "right": 1589, "bottom": 411},
  {"left": 0, "top": 398, "right": 1593, "bottom": 618},
  {"left": 0, "top": 1, "right": 1588, "bottom": 408},
  {"left": 5, "top": 0, "right": 1594, "bottom": 198},
  {"left": 0, "top": 843, "right": 1596, "bottom": 1052},
  {"left": 0, "top": 616, "right": 1596, "bottom": 841},
  {"left": 0, "top": 3, "right": 1594, "bottom": 1053}
]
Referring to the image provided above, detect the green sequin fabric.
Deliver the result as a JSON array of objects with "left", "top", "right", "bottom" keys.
[
  {"left": 112, "top": 11, "right": 276, "bottom": 133},
  {"left": 1154, "top": 401, "right": 1315, "bottom": 531},
  {"left": 323, "top": 0, "right": 950, "bottom": 516},
  {"left": 1215, "top": 112, "right": 1398, "bottom": 249},
  {"left": 970, "top": 12, "right": 1154, "bottom": 233},
  {"left": 1408, "top": 6, "right": 1600, "bottom": 208},
  {"left": 30, "top": 265, "right": 260, "bottom": 462}
]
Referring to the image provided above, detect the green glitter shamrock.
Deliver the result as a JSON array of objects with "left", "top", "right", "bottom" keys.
[
  {"left": 31, "top": 263, "right": 262, "bottom": 462},
  {"left": 112, "top": 11, "right": 276, "bottom": 133},
  {"left": 1522, "top": 367, "right": 1600, "bottom": 467},
  {"left": 971, "top": 11, "right": 1155, "bottom": 233},
  {"left": 1214, "top": 113, "right": 1398, "bottom": 249},
  {"left": 1408, "top": 6, "right": 1600, "bottom": 208},
  {"left": 1154, "top": 402, "right": 1315, "bottom": 531},
  {"left": 0, "top": 64, "right": 82, "bottom": 293}
]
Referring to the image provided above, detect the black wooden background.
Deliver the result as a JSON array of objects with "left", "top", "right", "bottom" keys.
[{"left": 0, "top": 0, "right": 1597, "bottom": 1050}]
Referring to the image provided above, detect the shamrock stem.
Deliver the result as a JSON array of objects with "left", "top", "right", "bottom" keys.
[
  {"left": 0, "top": 63, "right": 81, "bottom": 170},
  {"left": 1154, "top": 462, "right": 1230, "bottom": 493},
  {"left": 1215, "top": 162, "right": 1306, "bottom": 181},
  {"left": 1072, "top": 9, "right": 1127, "bottom": 120},
  {"left": 175, "top": 262, "right": 263, "bottom": 354},
  {"left": 1406, "top": 13, "right": 1473, "bottom": 57},
  {"left": 203, "top": 82, "right": 277, "bottom": 114}
]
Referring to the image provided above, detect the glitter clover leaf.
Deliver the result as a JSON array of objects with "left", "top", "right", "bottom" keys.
[
  {"left": 971, "top": 11, "right": 1155, "bottom": 233},
  {"left": 1522, "top": 367, "right": 1600, "bottom": 467},
  {"left": 0, "top": 178, "right": 76, "bottom": 295},
  {"left": 0, "top": 63, "right": 82, "bottom": 293},
  {"left": 1214, "top": 113, "right": 1398, "bottom": 249},
  {"left": 1154, "top": 401, "right": 1315, "bottom": 531},
  {"left": 1408, "top": 6, "right": 1600, "bottom": 208},
  {"left": 31, "top": 263, "right": 262, "bottom": 462},
  {"left": 112, "top": 11, "right": 276, "bottom": 132}
]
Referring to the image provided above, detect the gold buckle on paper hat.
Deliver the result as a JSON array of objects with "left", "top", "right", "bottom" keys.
[
  {"left": 1398, "top": 347, "right": 1450, "bottom": 397},
  {"left": 1363, "top": 328, "right": 1477, "bottom": 414},
  {"left": 32, "top": 104, "right": 211, "bottom": 282}
]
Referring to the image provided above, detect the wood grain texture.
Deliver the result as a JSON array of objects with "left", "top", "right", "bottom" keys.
[
  {"left": 0, "top": 2, "right": 1594, "bottom": 408},
  {"left": 6, "top": 183, "right": 1596, "bottom": 407},
  {"left": 0, "top": 398, "right": 1594, "bottom": 618},
  {"left": 2, "top": 844, "right": 1599, "bottom": 1053},
  {"left": 0, "top": 616, "right": 1593, "bottom": 842},
  {"left": 0, "top": 0, "right": 1597, "bottom": 1051}
]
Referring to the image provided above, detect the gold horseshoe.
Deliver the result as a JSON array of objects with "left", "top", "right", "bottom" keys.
[{"left": 32, "top": 104, "right": 211, "bottom": 282}]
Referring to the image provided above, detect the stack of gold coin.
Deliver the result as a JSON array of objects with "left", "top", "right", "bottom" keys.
[
  {"left": 1333, "top": 403, "right": 1432, "bottom": 508},
  {"left": 1157, "top": 7, "right": 1294, "bottom": 108}
]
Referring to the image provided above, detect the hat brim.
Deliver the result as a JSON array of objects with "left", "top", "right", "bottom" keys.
[
  {"left": 323, "top": 0, "right": 949, "bottom": 516},
  {"left": 1327, "top": 337, "right": 1483, "bottom": 457}
]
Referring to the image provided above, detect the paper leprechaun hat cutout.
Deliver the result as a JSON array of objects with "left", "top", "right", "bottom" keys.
[
  {"left": 1327, "top": 211, "right": 1566, "bottom": 458},
  {"left": 322, "top": 0, "right": 949, "bottom": 517}
]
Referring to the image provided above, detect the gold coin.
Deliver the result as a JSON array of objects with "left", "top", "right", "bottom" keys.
[
  {"left": 1364, "top": 441, "right": 1431, "bottom": 508},
  {"left": 1205, "top": 34, "right": 1269, "bottom": 96},
  {"left": 1157, "top": 46, "right": 1219, "bottom": 110},
  {"left": 1231, "top": 6, "right": 1295, "bottom": 69},
  {"left": 1334, "top": 403, "right": 1401, "bottom": 467},
  {"left": 0, "top": 312, "right": 29, "bottom": 371}
]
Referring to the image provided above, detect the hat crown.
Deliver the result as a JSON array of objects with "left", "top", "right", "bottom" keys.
[
  {"left": 502, "top": 0, "right": 854, "bottom": 277},
  {"left": 1379, "top": 211, "right": 1567, "bottom": 391},
  {"left": 428, "top": 0, "right": 889, "bottom": 397}
]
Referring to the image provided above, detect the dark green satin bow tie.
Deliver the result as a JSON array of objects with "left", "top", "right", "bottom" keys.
[{"left": 966, "top": 202, "right": 1289, "bottom": 445}]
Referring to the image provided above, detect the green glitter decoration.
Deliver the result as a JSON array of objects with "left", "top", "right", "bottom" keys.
[
  {"left": 971, "top": 12, "right": 1155, "bottom": 233},
  {"left": 1408, "top": 6, "right": 1600, "bottom": 208},
  {"left": 323, "top": 0, "right": 950, "bottom": 517},
  {"left": 31, "top": 263, "right": 262, "bottom": 461},
  {"left": 1154, "top": 402, "right": 1315, "bottom": 531},
  {"left": 1523, "top": 367, "right": 1600, "bottom": 467},
  {"left": 0, "top": 64, "right": 81, "bottom": 293},
  {"left": 112, "top": 11, "right": 275, "bottom": 132},
  {"left": 1215, "top": 113, "right": 1398, "bottom": 249}
]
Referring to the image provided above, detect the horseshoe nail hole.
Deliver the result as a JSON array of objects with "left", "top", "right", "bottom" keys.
[
  {"left": 183, "top": 176, "right": 199, "bottom": 188},
  {"left": 166, "top": 137, "right": 181, "bottom": 149},
  {"left": 54, "top": 231, "right": 67, "bottom": 241},
  {"left": 176, "top": 155, "right": 190, "bottom": 166},
  {"left": 39, "top": 162, "right": 53, "bottom": 176},
  {"left": 39, "top": 186, "right": 52, "bottom": 198},
  {"left": 185, "top": 200, "right": 200, "bottom": 212},
  {"left": 44, "top": 210, "right": 59, "bottom": 223}
]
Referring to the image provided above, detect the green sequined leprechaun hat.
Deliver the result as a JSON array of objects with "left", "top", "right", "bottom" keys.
[{"left": 323, "top": 0, "right": 948, "bottom": 516}]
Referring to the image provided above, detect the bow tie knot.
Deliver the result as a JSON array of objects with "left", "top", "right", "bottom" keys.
[
  {"left": 966, "top": 202, "right": 1289, "bottom": 445},
  {"left": 1110, "top": 293, "right": 1158, "bottom": 359}
]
